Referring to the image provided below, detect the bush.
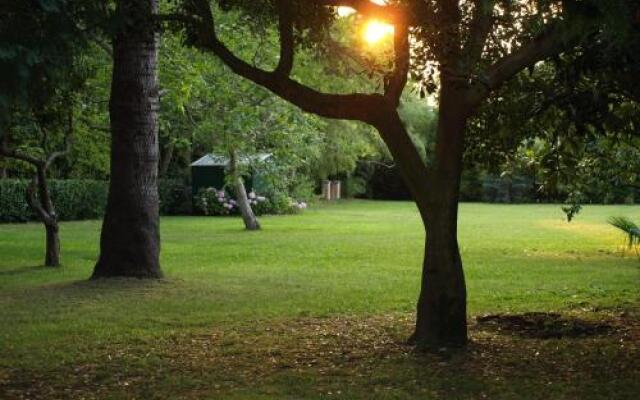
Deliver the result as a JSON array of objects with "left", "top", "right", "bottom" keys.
[
  {"left": 194, "top": 187, "right": 305, "bottom": 216},
  {"left": 0, "top": 180, "right": 31, "bottom": 222},
  {"left": 194, "top": 188, "right": 239, "bottom": 215},
  {"left": 608, "top": 216, "right": 640, "bottom": 256},
  {"left": 0, "top": 179, "right": 108, "bottom": 222},
  {"left": 1, "top": 179, "right": 192, "bottom": 223},
  {"left": 159, "top": 179, "right": 192, "bottom": 215},
  {"left": 50, "top": 180, "right": 109, "bottom": 220}
]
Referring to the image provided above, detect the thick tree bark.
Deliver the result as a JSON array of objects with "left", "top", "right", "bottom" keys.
[
  {"left": 229, "top": 150, "right": 260, "bottom": 231},
  {"left": 92, "top": 0, "right": 162, "bottom": 279},
  {"left": 374, "top": 98, "right": 468, "bottom": 348}
]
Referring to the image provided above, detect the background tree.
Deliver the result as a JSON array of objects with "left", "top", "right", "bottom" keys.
[{"left": 467, "top": 12, "right": 640, "bottom": 217}]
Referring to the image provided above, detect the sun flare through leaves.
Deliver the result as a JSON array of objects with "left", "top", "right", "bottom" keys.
[{"left": 363, "top": 20, "right": 394, "bottom": 45}]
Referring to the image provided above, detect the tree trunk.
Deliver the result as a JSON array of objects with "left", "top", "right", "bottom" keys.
[
  {"left": 0, "top": 135, "right": 7, "bottom": 179},
  {"left": 413, "top": 85, "right": 470, "bottom": 348},
  {"left": 44, "top": 222, "right": 60, "bottom": 267},
  {"left": 159, "top": 140, "right": 174, "bottom": 178},
  {"left": 92, "top": 0, "right": 162, "bottom": 279},
  {"left": 229, "top": 150, "right": 260, "bottom": 231},
  {"left": 25, "top": 169, "right": 61, "bottom": 267}
]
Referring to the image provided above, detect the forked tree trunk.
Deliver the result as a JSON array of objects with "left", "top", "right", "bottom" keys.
[
  {"left": 374, "top": 82, "right": 471, "bottom": 348},
  {"left": 26, "top": 169, "right": 61, "bottom": 267},
  {"left": 412, "top": 84, "right": 470, "bottom": 348},
  {"left": 229, "top": 150, "right": 260, "bottom": 231},
  {"left": 92, "top": 0, "right": 162, "bottom": 279}
]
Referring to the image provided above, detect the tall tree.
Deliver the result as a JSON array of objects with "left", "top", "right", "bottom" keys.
[
  {"left": 172, "top": 0, "right": 627, "bottom": 347},
  {"left": 92, "top": 0, "right": 163, "bottom": 279}
]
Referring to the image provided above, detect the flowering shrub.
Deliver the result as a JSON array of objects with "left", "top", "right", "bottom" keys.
[
  {"left": 194, "top": 187, "right": 305, "bottom": 216},
  {"left": 195, "top": 188, "right": 237, "bottom": 215}
]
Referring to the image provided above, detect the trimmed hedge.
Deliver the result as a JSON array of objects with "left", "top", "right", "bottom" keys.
[
  {"left": 0, "top": 179, "right": 191, "bottom": 222},
  {"left": 159, "top": 179, "right": 192, "bottom": 215},
  {"left": 0, "top": 179, "right": 108, "bottom": 222}
]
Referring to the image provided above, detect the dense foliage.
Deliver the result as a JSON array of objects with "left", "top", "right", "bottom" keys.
[
  {"left": 0, "top": 179, "right": 107, "bottom": 222},
  {"left": 194, "top": 186, "right": 306, "bottom": 216},
  {"left": 0, "top": 179, "right": 192, "bottom": 222}
]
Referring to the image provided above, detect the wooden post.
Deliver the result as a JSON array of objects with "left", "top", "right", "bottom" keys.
[
  {"left": 331, "top": 180, "right": 341, "bottom": 200},
  {"left": 322, "top": 180, "right": 331, "bottom": 200}
]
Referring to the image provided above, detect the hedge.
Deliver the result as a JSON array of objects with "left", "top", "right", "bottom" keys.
[{"left": 0, "top": 179, "right": 191, "bottom": 223}]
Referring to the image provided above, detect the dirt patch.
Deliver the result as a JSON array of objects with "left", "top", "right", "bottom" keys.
[{"left": 475, "top": 312, "right": 618, "bottom": 339}]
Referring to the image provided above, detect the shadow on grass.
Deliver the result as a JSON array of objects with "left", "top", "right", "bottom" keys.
[
  {"left": 1, "top": 311, "right": 639, "bottom": 399},
  {"left": 0, "top": 265, "right": 50, "bottom": 276},
  {"left": 4, "top": 276, "right": 177, "bottom": 307},
  {"left": 475, "top": 312, "right": 617, "bottom": 339}
]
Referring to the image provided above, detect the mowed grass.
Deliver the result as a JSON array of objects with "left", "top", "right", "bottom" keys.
[{"left": 1, "top": 201, "right": 639, "bottom": 399}]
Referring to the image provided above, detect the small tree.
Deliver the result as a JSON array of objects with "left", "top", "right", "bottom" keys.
[
  {"left": 0, "top": 120, "right": 72, "bottom": 267},
  {"left": 0, "top": 0, "right": 87, "bottom": 266}
]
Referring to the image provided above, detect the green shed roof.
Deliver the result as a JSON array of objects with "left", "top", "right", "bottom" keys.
[{"left": 190, "top": 153, "right": 272, "bottom": 167}]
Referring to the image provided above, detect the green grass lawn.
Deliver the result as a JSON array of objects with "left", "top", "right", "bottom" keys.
[{"left": 1, "top": 201, "right": 639, "bottom": 399}]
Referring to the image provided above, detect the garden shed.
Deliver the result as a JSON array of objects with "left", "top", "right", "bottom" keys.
[{"left": 190, "top": 153, "right": 272, "bottom": 195}]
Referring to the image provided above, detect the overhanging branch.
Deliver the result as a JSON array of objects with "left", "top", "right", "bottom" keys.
[
  {"left": 274, "top": 0, "right": 294, "bottom": 77},
  {"left": 185, "top": 0, "right": 388, "bottom": 123},
  {"left": 462, "top": 0, "right": 495, "bottom": 65},
  {"left": 467, "top": 22, "right": 586, "bottom": 107}
]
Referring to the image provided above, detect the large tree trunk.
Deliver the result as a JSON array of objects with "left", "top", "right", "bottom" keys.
[
  {"left": 92, "top": 0, "right": 162, "bottom": 279},
  {"left": 375, "top": 94, "right": 469, "bottom": 348},
  {"left": 229, "top": 150, "right": 260, "bottom": 231},
  {"left": 412, "top": 84, "right": 470, "bottom": 348}
]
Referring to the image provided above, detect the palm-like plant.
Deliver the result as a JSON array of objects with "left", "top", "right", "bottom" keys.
[{"left": 608, "top": 216, "right": 640, "bottom": 257}]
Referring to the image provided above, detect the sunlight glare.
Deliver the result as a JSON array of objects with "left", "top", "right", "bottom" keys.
[
  {"left": 337, "top": 6, "right": 356, "bottom": 17},
  {"left": 363, "top": 20, "right": 394, "bottom": 45}
]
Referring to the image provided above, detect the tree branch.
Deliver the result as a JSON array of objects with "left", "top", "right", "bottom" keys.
[
  {"left": 185, "top": 0, "right": 387, "bottom": 123},
  {"left": 317, "top": 0, "right": 411, "bottom": 25},
  {"left": 0, "top": 138, "right": 45, "bottom": 167},
  {"left": 384, "top": 23, "right": 409, "bottom": 107},
  {"left": 468, "top": 22, "right": 584, "bottom": 106},
  {"left": 462, "top": 0, "right": 495, "bottom": 65},
  {"left": 274, "top": 0, "right": 294, "bottom": 77}
]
